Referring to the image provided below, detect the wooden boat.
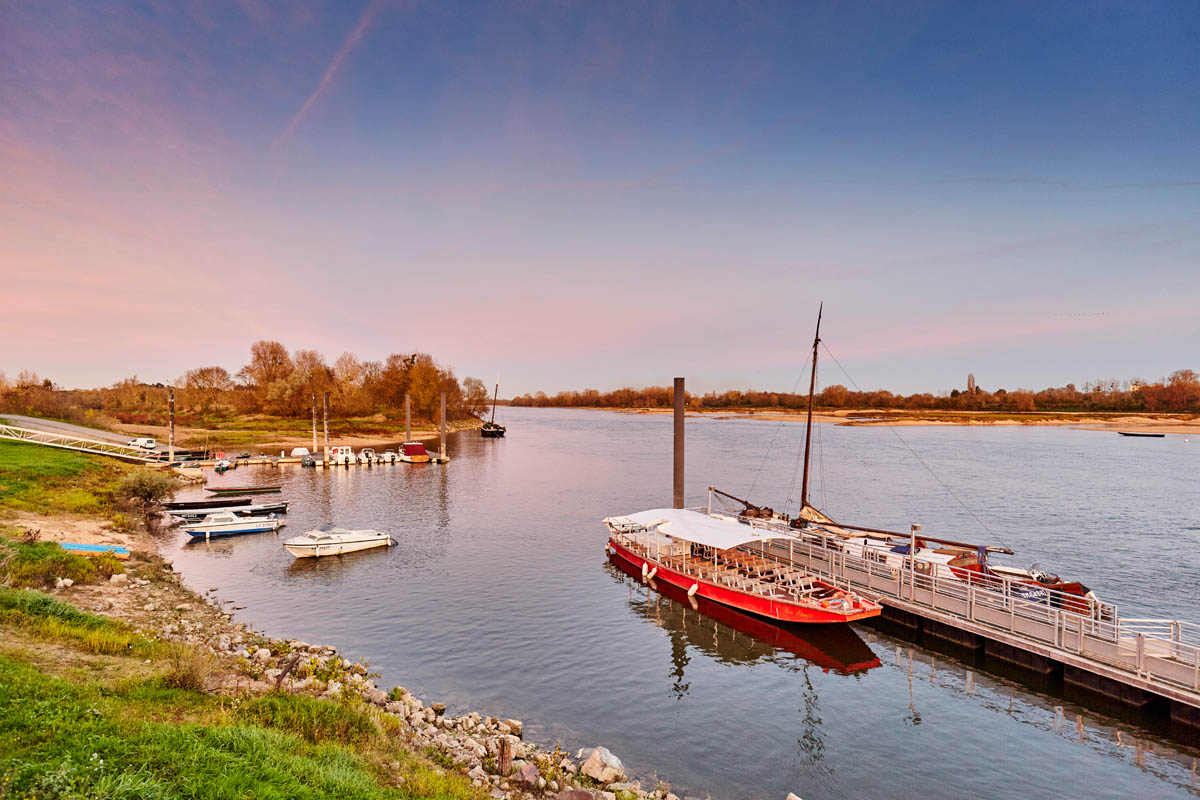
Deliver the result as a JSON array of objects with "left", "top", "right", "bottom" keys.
[
  {"left": 182, "top": 511, "right": 284, "bottom": 539},
  {"left": 283, "top": 528, "right": 395, "bottom": 558},
  {"left": 165, "top": 498, "right": 252, "bottom": 511},
  {"left": 399, "top": 442, "right": 431, "bottom": 463},
  {"left": 204, "top": 484, "right": 282, "bottom": 495},
  {"left": 168, "top": 501, "right": 289, "bottom": 521},
  {"left": 605, "top": 509, "right": 881, "bottom": 624},
  {"left": 58, "top": 542, "right": 131, "bottom": 560},
  {"left": 1118, "top": 431, "right": 1165, "bottom": 438},
  {"left": 481, "top": 382, "right": 506, "bottom": 438},
  {"left": 706, "top": 306, "right": 1102, "bottom": 616}
]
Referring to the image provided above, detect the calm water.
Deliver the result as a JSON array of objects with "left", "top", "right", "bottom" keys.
[{"left": 165, "top": 409, "right": 1200, "bottom": 799}]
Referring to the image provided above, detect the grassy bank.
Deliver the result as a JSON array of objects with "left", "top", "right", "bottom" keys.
[
  {"left": 0, "top": 588, "right": 483, "bottom": 799},
  {"left": 0, "top": 440, "right": 129, "bottom": 515}
]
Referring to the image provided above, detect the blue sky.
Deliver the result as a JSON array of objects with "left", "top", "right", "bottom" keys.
[{"left": 1, "top": 1, "right": 1197, "bottom": 395}]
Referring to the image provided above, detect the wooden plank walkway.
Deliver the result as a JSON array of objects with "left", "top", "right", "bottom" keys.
[{"left": 0, "top": 423, "right": 164, "bottom": 463}]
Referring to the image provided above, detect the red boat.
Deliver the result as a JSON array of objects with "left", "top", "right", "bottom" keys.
[{"left": 605, "top": 509, "right": 881, "bottom": 625}]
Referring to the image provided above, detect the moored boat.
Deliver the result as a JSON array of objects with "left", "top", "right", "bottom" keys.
[
  {"left": 380, "top": 449, "right": 399, "bottom": 463},
  {"left": 605, "top": 509, "right": 882, "bottom": 624},
  {"left": 165, "top": 498, "right": 252, "bottom": 511},
  {"left": 168, "top": 500, "right": 289, "bottom": 521},
  {"left": 1118, "top": 431, "right": 1165, "bottom": 438},
  {"left": 182, "top": 511, "right": 284, "bottom": 539},
  {"left": 214, "top": 459, "right": 235, "bottom": 473},
  {"left": 399, "top": 442, "right": 431, "bottom": 463},
  {"left": 204, "top": 484, "right": 283, "bottom": 495},
  {"left": 358, "top": 448, "right": 377, "bottom": 464},
  {"left": 481, "top": 382, "right": 506, "bottom": 438},
  {"left": 283, "top": 528, "right": 395, "bottom": 558}
]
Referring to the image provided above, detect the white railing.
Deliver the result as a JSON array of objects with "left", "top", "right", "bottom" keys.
[
  {"left": 697, "top": 509, "right": 1200, "bottom": 699},
  {"left": 0, "top": 424, "right": 163, "bottom": 463}
]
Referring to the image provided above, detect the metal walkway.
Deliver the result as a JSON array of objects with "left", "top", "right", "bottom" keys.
[
  {"left": 0, "top": 423, "right": 165, "bottom": 463},
  {"left": 719, "top": 509, "right": 1200, "bottom": 719}
]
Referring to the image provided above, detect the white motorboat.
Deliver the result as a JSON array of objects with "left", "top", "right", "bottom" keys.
[
  {"left": 380, "top": 449, "right": 399, "bottom": 463},
  {"left": 358, "top": 448, "right": 377, "bottom": 464},
  {"left": 283, "top": 528, "right": 395, "bottom": 558},
  {"left": 182, "top": 511, "right": 284, "bottom": 539}
]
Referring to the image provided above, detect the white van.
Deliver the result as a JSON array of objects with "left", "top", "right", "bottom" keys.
[
  {"left": 127, "top": 437, "right": 156, "bottom": 450},
  {"left": 328, "top": 446, "right": 355, "bottom": 465}
]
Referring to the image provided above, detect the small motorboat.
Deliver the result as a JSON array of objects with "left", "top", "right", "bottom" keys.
[
  {"left": 213, "top": 459, "right": 235, "bottom": 473},
  {"left": 328, "top": 446, "right": 355, "bottom": 466},
  {"left": 168, "top": 501, "right": 289, "bottom": 521},
  {"left": 358, "top": 448, "right": 377, "bottom": 464},
  {"left": 300, "top": 455, "right": 317, "bottom": 467},
  {"left": 283, "top": 527, "right": 395, "bottom": 558},
  {"left": 204, "top": 484, "right": 283, "bottom": 495},
  {"left": 182, "top": 511, "right": 284, "bottom": 539},
  {"left": 380, "top": 449, "right": 399, "bottom": 463},
  {"left": 399, "top": 442, "right": 431, "bottom": 463}
]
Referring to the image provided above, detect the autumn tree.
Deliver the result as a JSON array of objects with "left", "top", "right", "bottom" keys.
[
  {"left": 463, "top": 377, "right": 490, "bottom": 417},
  {"left": 237, "top": 341, "right": 293, "bottom": 399},
  {"left": 182, "top": 366, "right": 233, "bottom": 410}
]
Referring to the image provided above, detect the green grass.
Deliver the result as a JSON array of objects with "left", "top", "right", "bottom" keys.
[
  {"left": 0, "top": 588, "right": 148, "bottom": 656},
  {"left": 0, "top": 532, "right": 124, "bottom": 589},
  {"left": 0, "top": 654, "right": 484, "bottom": 799},
  {"left": 0, "top": 439, "right": 129, "bottom": 515}
]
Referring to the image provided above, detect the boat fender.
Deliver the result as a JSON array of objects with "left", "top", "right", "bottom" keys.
[
  {"left": 646, "top": 567, "right": 657, "bottom": 581},
  {"left": 687, "top": 583, "right": 698, "bottom": 598},
  {"left": 641, "top": 562, "right": 648, "bottom": 579}
]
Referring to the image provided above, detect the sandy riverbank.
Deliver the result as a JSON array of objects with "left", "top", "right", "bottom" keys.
[{"left": 605, "top": 407, "right": 1200, "bottom": 434}]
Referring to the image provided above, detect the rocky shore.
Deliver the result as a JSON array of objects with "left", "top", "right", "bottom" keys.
[{"left": 43, "top": 520, "right": 710, "bottom": 800}]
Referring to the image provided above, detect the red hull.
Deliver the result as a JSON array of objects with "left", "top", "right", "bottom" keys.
[{"left": 608, "top": 537, "right": 879, "bottom": 624}]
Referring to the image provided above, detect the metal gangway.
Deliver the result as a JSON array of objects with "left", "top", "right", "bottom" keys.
[
  {"left": 718, "top": 509, "right": 1200, "bottom": 715},
  {"left": 0, "top": 423, "right": 165, "bottom": 463}
]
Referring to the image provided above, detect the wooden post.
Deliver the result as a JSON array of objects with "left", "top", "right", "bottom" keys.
[
  {"left": 168, "top": 386, "right": 175, "bottom": 462},
  {"left": 405, "top": 394, "right": 411, "bottom": 442},
  {"left": 673, "top": 377, "right": 684, "bottom": 508},
  {"left": 311, "top": 394, "right": 318, "bottom": 454},
  {"left": 322, "top": 391, "right": 330, "bottom": 464},
  {"left": 497, "top": 737, "right": 512, "bottom": 776},
  {"left": 439, "top": 392, "right": 447, "bottom": 461}
]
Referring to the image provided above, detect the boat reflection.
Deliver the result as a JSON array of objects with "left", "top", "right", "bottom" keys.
[{"left": 608, "top": 555, "right": 881, "bottom": 676}]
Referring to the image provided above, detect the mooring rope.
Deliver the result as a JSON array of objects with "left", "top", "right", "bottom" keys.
[{"left": 745, "top": 352, "right": 810, "bottom": 504}]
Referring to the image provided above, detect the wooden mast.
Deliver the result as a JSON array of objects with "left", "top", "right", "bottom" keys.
[
  {"left": 800, "top": 303, "right": 822, "bottom": 510},
  {"left": 490, "top": 383, "right": 499, "bottom": 424}
]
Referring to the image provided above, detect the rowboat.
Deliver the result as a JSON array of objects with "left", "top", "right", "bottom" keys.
[
  {"left": 399, "top": 442, "right": 431, "bottom": 463},
  {"left": 1118, "top": 431, "right": 1165, "bottom": 438},
  {"left": 168, "top": 501, "right": 289, "bottom": 521},
  {"left": 182, "top": 511, "right": 284, "bottom": 539},
  {"left": 605, "top": 509, "right": 882, "bottom": 624},
  {"left": 165, "top": 498, "right": 252, "bottom": 511},
  {"left": 283, "top": 528, "right": 395, "bottom": 558},
  {"left": 58, "top": 542, "right": 131, "bottom": 560},
  {"left": 204, "top": 484, "right": 282, "bottom": 495}
]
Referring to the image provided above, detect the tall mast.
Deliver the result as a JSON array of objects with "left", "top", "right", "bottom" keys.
[
  {"left": 800, "top": 303, "right": 822, "bottom": 509},
  {"left": 490, "top": 383, "right": 499, "bottom": 424}
]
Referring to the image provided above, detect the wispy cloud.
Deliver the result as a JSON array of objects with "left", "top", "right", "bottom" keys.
[{"left": 271, "top": 0, "right": 381, "bottom": 149}]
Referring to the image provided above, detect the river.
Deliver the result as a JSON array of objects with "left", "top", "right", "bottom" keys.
[{"left": 165, "top": 408, "right": 1200, "bottom": 799}]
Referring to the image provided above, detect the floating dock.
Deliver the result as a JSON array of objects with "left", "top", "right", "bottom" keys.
[{"left": 731, "top": 515, "right": 1200, "bottom": 727}]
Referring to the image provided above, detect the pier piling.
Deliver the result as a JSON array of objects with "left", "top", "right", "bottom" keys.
[
  {"left": 440, "top": 393, "right": 447, "bottom": 461},
  {"left": 405, "top": 394, "right": 411, "bottom": 442},
  {"left": 673, "top": 377, "right": 684, "bottom": 509}
]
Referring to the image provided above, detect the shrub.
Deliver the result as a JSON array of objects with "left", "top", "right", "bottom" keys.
[
  {"left": 0, "top": 539, "right": 97, "bottom": 588},
  {"left": 116, "top": 471, "right": 177, "bottom": 509},
  {"left": 162, "top": 642, "right": 215, "bottom": 692}
]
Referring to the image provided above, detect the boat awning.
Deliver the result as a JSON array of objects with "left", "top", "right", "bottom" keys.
[{"left": 606, "top": 508, "right": 794, "bottom": 551}]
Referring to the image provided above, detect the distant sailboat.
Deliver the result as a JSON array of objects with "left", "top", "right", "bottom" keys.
[{"left": 481, "top": 382, "right": 506, "bottom": 438}]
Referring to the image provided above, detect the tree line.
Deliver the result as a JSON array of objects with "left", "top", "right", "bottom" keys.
[
  {"left": 510, "top": 369, "right": 1200, "bottom": 413},
  {"left": 0, "top": 342, "right": 491, "bottom": 427}
]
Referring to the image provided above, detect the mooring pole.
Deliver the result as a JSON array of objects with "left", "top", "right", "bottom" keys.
[
  {"left": 311, "top": 394, "right": 318, "bottom": 454},
  {"left": 405, "top": 393, "right": 411, "bottom": 442},
  {"left": 168, "top": 386, "right": 175, "bottom": 463},
  {"left": 322, "top": 391, "right": 330, "bottom": 465},
  {"left": 910, "top": 523, "right": 921, "bottom": 600},
  {"left": 440, "top": 392, "right": 447, "bottom": 462},
  {"left": 673, "top": 377, "right": 685, "bottom": 509}
]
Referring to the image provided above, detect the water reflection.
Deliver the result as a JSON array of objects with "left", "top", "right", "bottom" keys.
[{"left": 608, "top": 558, "right": 880, "bottom": 679}]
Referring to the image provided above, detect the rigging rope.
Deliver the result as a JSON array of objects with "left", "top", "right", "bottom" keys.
[
  {"left": 820, "top": 342, "right": 1003, "bottom": 543},
  {"left": 745, "top": 352, "right": 811, "bottom": 503}
]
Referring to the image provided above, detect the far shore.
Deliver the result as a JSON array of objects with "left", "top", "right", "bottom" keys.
[{"left": 585, "top": 406, "right": 1200, "bottom": 434}]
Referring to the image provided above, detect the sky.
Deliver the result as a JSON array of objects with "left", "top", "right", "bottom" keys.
[{"left": 2, "top": 1, "right": 1198, "bottom": 397}]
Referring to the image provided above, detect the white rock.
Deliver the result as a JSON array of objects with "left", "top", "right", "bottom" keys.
[
  {"left": 785, "top": 794, "right": 803, "bottom": 800},
  {"left": 109, "top": 573, "right": 128, "bottom": 585},
  {"left": 322, "top": 681, "right": 343, "bottom": 698},
  {"left": 252, "top": 647, "right": 271, "bottom": 663},
  {"left": 582, "top": 746, "right": 625, "bottom": 785}
]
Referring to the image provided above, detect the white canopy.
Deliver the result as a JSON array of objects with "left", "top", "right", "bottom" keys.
[{"left": 606, "top": 508, "right": 793, "bottom": 551}]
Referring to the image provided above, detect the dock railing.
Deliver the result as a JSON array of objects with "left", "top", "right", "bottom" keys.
[
  {"left": 0, "top": 423, "right": 165, "bottom": 463},
  {"left": 711, "top": 510, "right": 1200, "bottom": 699}
]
